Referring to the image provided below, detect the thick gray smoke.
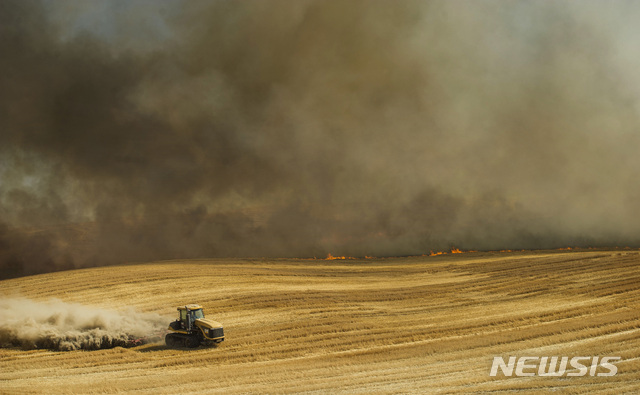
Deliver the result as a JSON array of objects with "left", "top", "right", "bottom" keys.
[
  {"left": 0, "top": 297, "right": 166, "bottom": 350},
  {"left": 2, "top": 0, "right": 640, "bottom": 278}
]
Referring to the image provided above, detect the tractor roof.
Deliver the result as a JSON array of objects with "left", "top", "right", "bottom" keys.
[{"left": 177, "top": 304, "right": 203, "bottom": 311}]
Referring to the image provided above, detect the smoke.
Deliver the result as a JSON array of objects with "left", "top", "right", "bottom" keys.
[
  {"left": 2, "top": 0, "right": 640, "bottom": 278},
  {"left": 0, "top": 297, "right": 166, "bottom": 350}
]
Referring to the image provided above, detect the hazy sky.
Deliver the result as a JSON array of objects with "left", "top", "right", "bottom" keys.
[{"left": 2, "top": 0, "right": 640, "bottom": 278}]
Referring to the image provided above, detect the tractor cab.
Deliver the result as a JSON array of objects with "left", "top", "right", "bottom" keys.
[{"left": 177, "top": 304, "right": 204, "bottom": 330}]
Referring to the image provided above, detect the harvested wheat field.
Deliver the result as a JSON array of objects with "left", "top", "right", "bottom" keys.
[{"left": 1, "top": 249, "right": 639, "bottom": 394}]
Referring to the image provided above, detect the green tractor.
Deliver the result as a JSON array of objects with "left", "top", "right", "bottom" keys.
[{"left": 165, "top": 304, "right": 224, "bottom": 348}]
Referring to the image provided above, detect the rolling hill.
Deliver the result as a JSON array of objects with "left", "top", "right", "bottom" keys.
[{"left": 1, "top": 249, "right": 639, "bottom": 393}]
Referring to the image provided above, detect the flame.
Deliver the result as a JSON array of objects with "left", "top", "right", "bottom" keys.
[
  {"left": 325, "top": 254, "right": 356, "bottom": 260},
  {"left": 426, "top": 247, "right": 475, "bottom": 256}
]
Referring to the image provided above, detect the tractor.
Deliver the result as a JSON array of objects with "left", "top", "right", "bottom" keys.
[{"left": 165, "top": 304, "right": 224, "bottom": 348}]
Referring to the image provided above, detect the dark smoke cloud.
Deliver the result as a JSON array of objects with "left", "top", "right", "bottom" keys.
[{"left": 2, "top": 0, "right": 640, "bottom": 278}]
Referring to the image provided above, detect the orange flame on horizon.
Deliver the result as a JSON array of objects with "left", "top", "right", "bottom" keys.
[
  {"left": 325, "top": 254, "right": 357, "bottom": 260},
  {"left": 427, "top": 247, "right": 476, "bottom": 256}
]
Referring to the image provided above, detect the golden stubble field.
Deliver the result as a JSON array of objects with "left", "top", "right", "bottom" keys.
[{"left": 1, "top": 249, "right": 639, "bottom": 394}]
